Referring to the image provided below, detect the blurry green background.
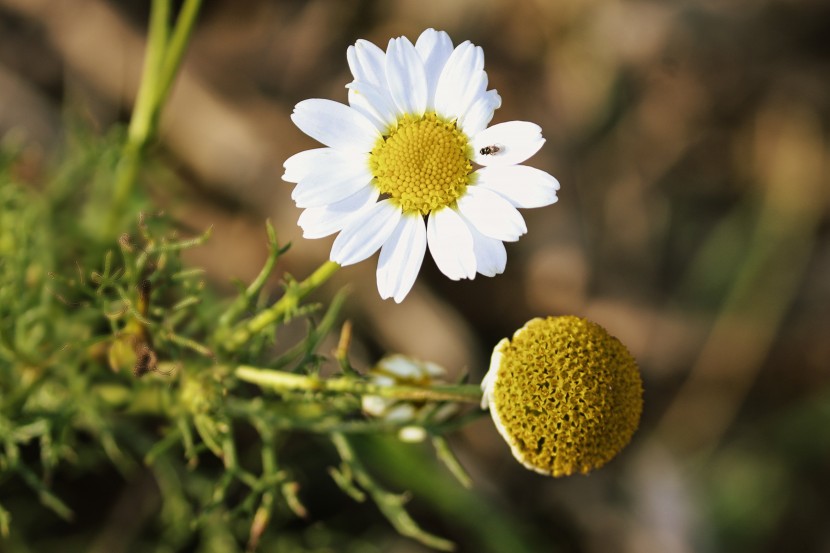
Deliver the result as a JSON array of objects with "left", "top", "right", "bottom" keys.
[{"left": 1, "top": 0, "right": 829, "bottom": 551}]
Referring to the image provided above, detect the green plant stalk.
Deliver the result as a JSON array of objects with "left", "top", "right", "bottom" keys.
[
  {"left": 432, "top": 435, "right": 472, "bottom": 488},
  {"left": 235, "top": 366, "right": 482, "bottom": 404},
  {"left": 269, "top": 289, "right": 349, "bottom": 372},
  {"left": 220, "top": 261, "right": 341, "bottom": 352},
  {"left": 331, "top": 432, "right": 455, "bottom": 551},
  {"left": 105, "top": 0, "right": 202, "bottom": 238},
  {"left": 216, "top": 221, "right": 284, "bottom": 330},
  {"left": 106, "top": 0, "right": 168, "bottom": 238},
  {"left": 126, "top": 0, "right": 170, "bottom": 154},
  {"left": 157, "top": 0, "right": 203, "bottom": 106}
]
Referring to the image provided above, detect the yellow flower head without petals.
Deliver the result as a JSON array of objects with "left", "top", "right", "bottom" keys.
[{"left": 481, "top": 316, "right": 643, "bottom": 477}]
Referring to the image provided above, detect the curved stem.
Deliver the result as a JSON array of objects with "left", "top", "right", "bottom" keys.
[{"left": 330, "top": 432, "right": 455, "bottom": 551}]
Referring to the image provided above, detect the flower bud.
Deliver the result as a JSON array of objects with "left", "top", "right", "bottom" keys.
[{"left": 362, "top": 355, "right": 455, "bottom": 442}]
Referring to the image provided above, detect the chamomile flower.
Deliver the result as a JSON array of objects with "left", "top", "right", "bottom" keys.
[
  {"left": 481, "top": 316, "right": 643, "bottom": 477},
  {"left": 284, "top": 29, "right": 559, "bottom": 302}
]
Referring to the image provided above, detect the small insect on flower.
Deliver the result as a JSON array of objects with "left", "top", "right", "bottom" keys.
[{"left": 479, "top": 144, "right": 502, "bottom": 156}]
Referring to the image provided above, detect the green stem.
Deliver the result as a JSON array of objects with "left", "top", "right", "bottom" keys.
[
  {"left": 431, "top": 435, "right": 472, "bottom": 488},
  {"left": 217, "top": 221, "right": 283, "bottom": 330},
  {"left": 235, "top": 366, "right": 482, "bottom": 404},
  {"left": 126, "top": 0, "right": 170, "bottom": 149},
  {"left": 330, "top": 433, "right": 455, "bottom": 551},
  {"left": 157, "top": 0, "right": 203, "bottom": 109},
  {"left": 221, "top": 261, "right": 341, "bottom": 352},
  {"left": 274, "top": 289, "right": 349, "bottom": 371},
  {"left": 105, "top": 0, "right": 202, "bottom": 239},
  {"left": 92, "top": 383, "right": 172, "bottom": 416}
]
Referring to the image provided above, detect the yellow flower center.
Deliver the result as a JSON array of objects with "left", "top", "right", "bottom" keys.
[
  {"left": 490, "top": 316, "right": 643, "bottom": 477},
  {"left": 369, "top": 112, "right": 473, "bottom": 215}
]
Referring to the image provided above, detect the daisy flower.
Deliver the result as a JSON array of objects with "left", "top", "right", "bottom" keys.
[{"left": 283, "top": 28, "right": 560, "bottom": 302}]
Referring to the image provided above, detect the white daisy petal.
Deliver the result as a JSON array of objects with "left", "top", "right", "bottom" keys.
[
  {"left": 347, "top": 89, "right": 387, "bottom": 133},
  {"left": 297, "top": 186, "right": 378, "bottom": 239},
  {"left": 473, "top": 121, "right": 545, "bottom": 166},
  {"left": 434, "top": 41, "right": 474, "bottom": 115},
  {"left": 283, "top": 147, "right": 333, "bottom": 183},
  {"left": 347, "top": 39, "right": 387, "bottom": 86},
  {"left": 377, "top": 214, "right": 427, "bottom": 303},
  {"left": 434, "top": 41, "right": 485, "bottom": 119},
  {"left": 427, "top": 208, "right": 476, "bottom": 280},
  {"left": 291, "top": 99, "right": 380, "bottom": 153},
  {"left": 347, "top": 81, "right": 399, "bottom": 130},
  {"left": 466, "top": 219, "right": 507, "bottom": 277},
  {"left": 291, "top": 173, "right": 372, "bottom": 209},
  {"left": 331, "top": 199, "right": 402, "bottom": 266},
  {"left": 457, "top": 186, "right": 527, "bottom": 242},
  {"left": 476, "top": 165, "right": 560, "bottom": 208},
  {"left": 347, "top": 40, "right": 396, "bottom": 131},
  {"left": 415, "top": 28, "right": 454, "bottom": 109},
  {"left": 378, "top": 355, "right": 424, "bottom": 378},
  {"left": 385, "top": 37, "right": 428, "bottom": 117},
  {"left": 285, "top": 149, "right": 368, "bottom": 183},
  {"left": 458, "top": 89, "right": 502, "bottom": 136},
  {"left": 290, "top": 154, "right": 373, "bottom": 208},
  {"left": 455, "top": 70, "right": 488, "bottom": 122}
]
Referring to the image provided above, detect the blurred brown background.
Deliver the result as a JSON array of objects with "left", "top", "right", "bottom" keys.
[{"left": 1, "top": 0, "right": 829, "bottom": 551}]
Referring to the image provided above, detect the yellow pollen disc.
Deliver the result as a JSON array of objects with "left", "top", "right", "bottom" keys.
[
  {"left": 489, "top": 316, "right": 643, "bottom": 477},
  {"left": 369, "top": 112, "right": 473, "bottom": 215}
]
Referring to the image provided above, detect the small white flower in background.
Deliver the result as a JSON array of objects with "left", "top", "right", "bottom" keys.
[
  {"left": 284, "top": 28, "right": 560, "bottom": 302},
  {"left": 362, "top": 355, "right": 456, "bottom": 442}
]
